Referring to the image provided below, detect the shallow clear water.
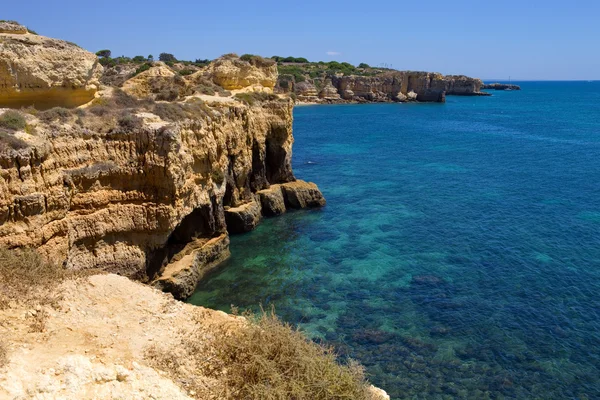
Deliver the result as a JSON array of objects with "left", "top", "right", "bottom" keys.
[{"left": 189, "top": 82, "right": 600, "bottom": 399}]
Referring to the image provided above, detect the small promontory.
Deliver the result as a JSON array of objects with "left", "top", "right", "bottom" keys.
[{"left": 482, "top": 83, "right": 521, "bottom": 91}]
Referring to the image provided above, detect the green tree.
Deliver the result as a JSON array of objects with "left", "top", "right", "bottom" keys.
[
  {"left": 358, "top": 63, "right": 370, "bottom": 69},
  {"left": 159, "top": 53, "right": 177, "bottom": 62},
  {"left": 148, "top": 54, "right": 154, "bottom": 61},
  {"left": 96, "top": 49, "right": 111, "bottom": 58}
]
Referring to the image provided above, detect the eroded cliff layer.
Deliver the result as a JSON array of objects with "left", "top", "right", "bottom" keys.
[{"left": 0, "top": 96, "right": 324, "bottom": 296}]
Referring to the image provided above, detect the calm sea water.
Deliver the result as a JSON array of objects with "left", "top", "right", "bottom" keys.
[{"left": 189, "top": 82, "right": 600, "bottom": 399}]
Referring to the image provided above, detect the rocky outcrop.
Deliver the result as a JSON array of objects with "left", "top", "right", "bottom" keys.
[
  {"left": 224, "top": 200, "right": 262, "bottom": 234},
  {"left": 482, "top": 83, "right": 521, "bottom": 90},
  {"left": 209, "top": 57, "right": 277, "bottom": 91},
  {"left": 122, "top": 64, "right": 179, "bottom": 98},
  {"left": 0, "top": 95, "right": 324, "bottom": 299},
  {"left": 152, "top": 234, "right": 231, "bottom": 299},
  {"left": 281, "top": 181, "right": 327, "bottom": 209},
  {"left": 0, "top": 21, "right": 28, "bottom": 34},
  {"left": 276, "top": 70, "right": 488, "bottom": 103},
  {"left": 257, "top": 185, "right": 286, "bottom": 216},
  {"left": 0, "top": 23, "right": 102, "bottom": 109}
]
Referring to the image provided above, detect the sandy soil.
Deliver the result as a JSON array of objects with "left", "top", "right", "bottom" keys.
[{"left": 0, "top": 274, "right": 232, "bottom": 399}]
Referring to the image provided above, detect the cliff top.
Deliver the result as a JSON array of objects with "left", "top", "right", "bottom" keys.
[{"left": 0, "top": 20, "right": 28, "bottom": 34}]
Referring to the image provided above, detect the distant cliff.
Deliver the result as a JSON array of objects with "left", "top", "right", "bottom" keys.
[{"left": 275, "top": 67, "right": 488, "bottom": 103}]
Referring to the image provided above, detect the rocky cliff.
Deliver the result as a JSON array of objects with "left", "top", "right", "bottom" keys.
[
  {"left": 0, "top": 22, "right": 102, "bottom": 110},
  {"left": 0, "top": 46, "right": 324, "bottom": 299},
  {"left": 276, "top": 70, "right": 488, "bottom": 103}
]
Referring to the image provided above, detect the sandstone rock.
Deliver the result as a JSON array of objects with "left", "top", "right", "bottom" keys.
[
  {"left": 295, "top": 81, "right": 319, "bottom": 98},
  {"left": 224, "top": 200, "right": 262, "bottom": 234},
  {"left": 209, "top": 57, "right": 277, "bottom": 91},
  {"left": 318, "top": 80, "right": 341, "bottom": 100},
  {"left": 152, "top": 234, "right": 230, "bottom": 299},
  {"left": 407, "top": 91, "right": 418, "bottom": 100},
  {"left": 0, "top": 21, "right": 27, "bottom": 34},
  {"left": 257, "top": 185, "right": 286, "bottom": 216},
  {"left": 369, "top": 384, "right": 391, "bottom": 400},
  {"left": 0, "top": 28, "right": 102, "bottom": 109},
  {"left": 394, "top": 92, "right": 408, "bottom": 102},
  {"left": 122, "top": 64, "right": 181, "bottom": 99},
  {"left": 281, "top": 180, "right": 326, "bottom": 209}
]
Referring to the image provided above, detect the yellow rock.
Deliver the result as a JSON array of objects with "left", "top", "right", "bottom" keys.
[
  {"left": 0, "top": 28, "right": 102, "bottom": 109},
  {"left": 209, "top": 57, "right": 277, "bottom": 91}
]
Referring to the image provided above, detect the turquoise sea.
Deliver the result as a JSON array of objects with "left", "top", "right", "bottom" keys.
[{"left": 189, "top": 82, "right": 600, "bottom": 399}]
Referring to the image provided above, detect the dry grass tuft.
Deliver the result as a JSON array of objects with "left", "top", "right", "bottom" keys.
[
  {"left": 0, "top": 247, "right": 98, "bottom": 310},
  {"left": 0, "top": 247, "right": 101, "bottom": 332},
  {"left": 146, "top": 307, "right": 373, "bottom": 400},
  {"left": 0, "top": 341, "right": 7, "bottom": 368},
  {"left": 0, "top": 247, "right": 66, "bottom": 309}
]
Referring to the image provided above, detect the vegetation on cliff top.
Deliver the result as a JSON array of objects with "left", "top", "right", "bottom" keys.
[
  {"left": 0, "top": 247, "right": 69, "bottom": 310},
  {"left": 146, "top": 306, "right": 374, "bottom": 399}
]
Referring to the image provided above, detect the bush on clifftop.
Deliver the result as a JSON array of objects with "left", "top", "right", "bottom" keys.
[
  {"left": 0, "top": 111, "right": 26, "bottom": 131},
  {"left": 146, "top": 307, "right": 374, "bottom": 399}
]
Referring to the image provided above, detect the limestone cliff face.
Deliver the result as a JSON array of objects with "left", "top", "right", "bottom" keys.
[
  {"left": 209, "top": 57, "right": 278, "bottom": 91},
  {"left": 276, "top": 71, "right": 487, "bottom": 103},
  {"left": 0, "top": 48, "right": 326, "bottom": 299},
  {"left": 0, "top": 100, "right": 298, "bottom": 282},
  {"left": 0, "top": 23, "right": 102, "bottom": 109}
]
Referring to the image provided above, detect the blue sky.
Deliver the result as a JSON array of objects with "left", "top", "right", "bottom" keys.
[{"left": 4, "top": 0, "right": 600, "bottom": 80}]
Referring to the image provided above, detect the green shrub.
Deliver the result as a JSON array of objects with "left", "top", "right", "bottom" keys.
[
  {"left": 0, "top": 111, "right": 26, "bottom": 131},
  {"left": 234, "top": 92, "right": 280, "bottom": 106},
  {"left": 132, "top": 55, "right": 147, "bottom": 63},
  {"left": 358, "top": 63, "right": 371, "bottom": 69},
  {"left": 156, "top": 88, "right": 179, "bottom": 101},
  {"left": 133, "top": 62, "right": 153, "bottom": 76},
  {"left": 178, "top": 69, "right": 194, "bottom": 76},
  {"left": 0, "top": 131, "right": 29, "bottom": 152},
  {"left": 159, "top": 53, "right": 177, "bottom": 62},
  {"left": 240, "top": 54, "right": 276, "bottom": 68},
  {"left": 211, "top": 169, "right": 225, "bottom": 183},
  {"left": 152, "top": 99, "right": 213, "bottom": 122},
  {"left": 193, "top": 59, "right": 211, "bottom": 67},
  {"left": 117, "top": 113, "right": 143, "bottom": 131},
  {"left": 277, "top": 65, "right": 306, "bottom": 82},
  {"left": 37, "top": 107, "right": 71, "bottom": 123}
]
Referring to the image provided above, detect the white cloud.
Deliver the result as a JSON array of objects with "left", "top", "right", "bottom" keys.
[{"left": 326, "top": 51, "right": 341, "bottom": 56}]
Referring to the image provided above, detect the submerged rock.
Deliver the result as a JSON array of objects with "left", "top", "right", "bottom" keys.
[{"left": 411, "top": 274, "right": 445, "bottom": 286}]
